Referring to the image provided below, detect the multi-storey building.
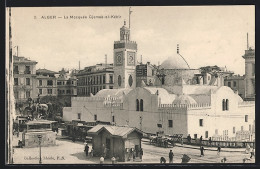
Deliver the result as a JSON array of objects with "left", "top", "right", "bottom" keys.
[
  {"left": 36, "top": 69, "right": 58, "bottom": 97},
  {"left": 13, "top": 56, "right": 38, "bottom": 103},
  {"left": 76, "top": 63, "right": 114, "bottom": 96},
  {"left": 57, "top": 68, "right": 77, "bottom": 98},
  {"left": 136, "top": 62, "right": 158, "bottom": 87}
]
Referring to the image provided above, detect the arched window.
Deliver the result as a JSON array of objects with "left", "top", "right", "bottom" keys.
[
  {"left": 118, "top": 75, "right": 121, "bottom": 87},
  {"left": 140, "top": 99, "right": 144, "bottom": 111},
  {"left": 136, "top": 99, "right": 139, "bottom": 111},
  {"left": 128, "top": 75, "right": 133, "bottom": 87},
  {"left": 226, "top": 99, "right": 229, "bottom": 111},
  {"left": 222, "top": 99, "right": 226, "bottom": 111}
]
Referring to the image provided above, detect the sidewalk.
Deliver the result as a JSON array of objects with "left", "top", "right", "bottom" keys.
[{"left": 141, "top": 138, "right": 246, "bottom": 153}]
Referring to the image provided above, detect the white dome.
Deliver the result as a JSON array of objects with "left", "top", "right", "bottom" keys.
[{"left": 161, "top": 54, "right": 190, "bottom": 69}]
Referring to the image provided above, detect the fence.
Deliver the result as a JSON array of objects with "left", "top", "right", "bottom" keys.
[{"left": 182, "top": 138, "right": 255, "bottom": 148}]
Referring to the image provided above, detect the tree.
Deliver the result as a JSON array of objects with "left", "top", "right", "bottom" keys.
[{"left": 40, "top": 96, "right": 70, "bottom": 122}]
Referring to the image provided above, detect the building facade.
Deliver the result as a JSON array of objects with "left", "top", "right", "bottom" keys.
[
  {"left": 57, "top": 68, "right": 77, "bottom": 97},
  {"left": 63, "top": 85, "right": 254, "bottom": 142},
  {"left": 76, "top": 63, "right": 114, "bottom": 96},
  {"left": 36, "top": 69, "right": 58, "bottom": 97},
  {"left": 13, "top": 56, "right": 38, "bottom": 103},
  {"left": 136, "top": 62, "right": 158, "bottom": 87}
]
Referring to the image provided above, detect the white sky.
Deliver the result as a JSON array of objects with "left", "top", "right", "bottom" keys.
[{"left": 10, "top": 6, "right": 254, "bottom": 75}]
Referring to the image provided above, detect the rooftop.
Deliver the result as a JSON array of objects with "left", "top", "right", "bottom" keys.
[
  {"left": 87, "top": 125, "right": 143, "bottom": 137},
  {"left": 36, "top": 69, "right": 58, "bottom": 75}
]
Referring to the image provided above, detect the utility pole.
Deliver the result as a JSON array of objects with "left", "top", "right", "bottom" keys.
[
  {"left": 111, "top": 98, "right": 114, "bottom": 125},
  {"left": 38, "top": 135, "right": 42, "bottom": 164}
]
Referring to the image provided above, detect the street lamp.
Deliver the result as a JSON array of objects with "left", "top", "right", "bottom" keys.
[{"left": 37, "top": 135, "right": 42, "bottom": 164}]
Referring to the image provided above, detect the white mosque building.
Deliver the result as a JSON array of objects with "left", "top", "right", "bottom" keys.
[{"left": 63, "top": 22, "right": 255, "bottom": 142}]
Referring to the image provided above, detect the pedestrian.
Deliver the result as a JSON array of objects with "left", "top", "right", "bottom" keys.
[
  {"left": 164, "top": 139, "right": 168, "bottom": 148},
  {"left": 187, "top": 134, "right": 191, "bottom": 144},
  {"left": 180, "top": 135, "right": 183, "bottom": 145},
  {"left": 90, "top": 148, "right": 94, "bottom": 157},
  {"left": 100, "top": 156, "right": 104, "bottom": 164},
  {"left": 133, "top": 149, "right": 136, "bottom": 160},
  {"left": 140, "top": 148, "right": 143, "bottom": 161},
  {"left": 160, "top": 157, "right": 166, "bottom": 163},
  {"left": 245, "top": 144, "right": 250, "bottom": 154},
  {"left": 111, "top": 156, "right": 116, "bottom": 164},
  {"left": 84, "top": 143, "right": 89, "bottom": 156},
  {"left": 209, "top": 137, "right": 212, "bottom": 147},
  {"left": 18, "top": 140, "right": 23, "bottom": 148},
  {"left": 200, "top": 136, "right": 203, "bottom": 144},
  {"left": 200, "top": 146, "right": 205, "bottom": 157},
  {"left": 217, "top": 144, "right": 221, "bottom": 156},
  {"left": 104, "top": 147, "right": 108, "bottom": 159},
  {"left": 169, "top": 150, "right": 174, "bottom": 163},
  {"left": 250, "top": 147, "right": 254, "bottom": 159}
]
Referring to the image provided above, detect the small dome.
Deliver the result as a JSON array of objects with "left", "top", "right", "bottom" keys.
[
  {"left": 161, "top": 54, "right": 190, "bottom": 69},
  {"left": 173, "top": 94, "right": 197, "bottom": 105}
]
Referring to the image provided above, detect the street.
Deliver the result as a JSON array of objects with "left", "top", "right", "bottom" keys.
[{"left": 12, "top": 134, "right": 254, "bottom": 164}]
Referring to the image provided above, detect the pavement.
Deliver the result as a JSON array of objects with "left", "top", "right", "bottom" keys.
[{"left": 11, "top": 133, "right": 254, "bottom": 164}]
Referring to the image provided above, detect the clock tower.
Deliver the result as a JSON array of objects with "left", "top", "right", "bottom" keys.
[{"left": 114, "top": 21, "right": 137, "bottom": 89}]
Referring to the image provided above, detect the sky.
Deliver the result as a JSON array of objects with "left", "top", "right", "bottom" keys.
[{"left": 9, "top": 6, "right": 254, "bottom": 75}]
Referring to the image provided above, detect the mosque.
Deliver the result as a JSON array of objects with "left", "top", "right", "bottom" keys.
[{"left": 63, "top": 21, "right": 255, "bottom": 141}]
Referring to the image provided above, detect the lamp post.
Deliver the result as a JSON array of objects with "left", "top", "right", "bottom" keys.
[{"left": 37, "top": 135, "right": 42, "bottom": 164}]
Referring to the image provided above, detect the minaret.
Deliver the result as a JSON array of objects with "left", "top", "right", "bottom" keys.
[
  {"left": 242, "top": 33, "right": 255, "bottom": 100},
  {"left": 113, "top": 18, "right": 137, "bottom": 89}
]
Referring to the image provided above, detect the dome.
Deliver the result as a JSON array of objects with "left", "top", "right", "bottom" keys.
[
  {"left": 173, "top": 94, "right": 197, "bottom": 105},
  {"left": 161, "top": 54, "right": 190, "bottom": 69}
]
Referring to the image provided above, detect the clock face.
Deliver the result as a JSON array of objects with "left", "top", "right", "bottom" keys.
[
  {"left": 127, "top": 52, "right": 135, "bottom": 65},
  {"left": 116, "top": 52, "right": 123, "bottom": 66}
]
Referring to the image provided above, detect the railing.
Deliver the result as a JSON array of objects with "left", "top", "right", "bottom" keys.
[
  {"left": 182, "top": 138, "right": 255, "bottom": 148},
  {"left": 72, "top": 97, "right": 105, "bottom": 101},
  {"left": 159, "top": 103, "right": 211, "bottom": 109},
  {"left": 103, "top": 102, "right": 123, "bottom": 108}
]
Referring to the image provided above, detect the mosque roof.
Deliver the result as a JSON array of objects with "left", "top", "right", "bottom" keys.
[
  {"left": 182, "top": 85, "right": 218, "bottom": 95},
  {"left": 143, "top": 87, "right": 177, "bottom": 104},
  {"left": 94, "top": 88, "right": 132, "bottom": 98},
  {"left": 160, "top": 54, "right": 190, "bottom": 69},
  {"left": 172, "top": 94, "right": 197, "bottom": 105}
]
